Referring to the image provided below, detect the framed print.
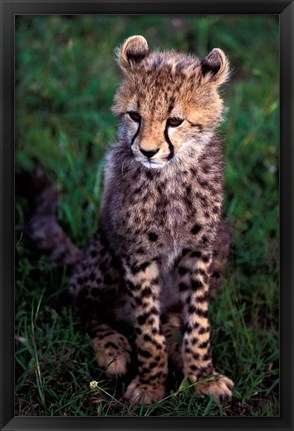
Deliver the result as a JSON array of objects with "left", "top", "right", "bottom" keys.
[{"left": 1, "top": 1, "right": 293, "bottom": 430}]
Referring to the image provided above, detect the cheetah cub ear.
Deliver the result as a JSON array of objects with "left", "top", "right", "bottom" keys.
[
  {"left": 201, "top": 48, "right": 230, "bottom": 86},
  {"left": 117, "top": 35, "right": 149, "bottom": 72}
]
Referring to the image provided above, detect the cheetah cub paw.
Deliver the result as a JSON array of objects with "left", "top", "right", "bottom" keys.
[
  {"left": 124, "top": 377, "right": 165, "bottom": 404},
  {"left": 194, "top": 373, "right": 234, "bottom": 404},
  {"left": 93, "top": 333, "right": 131, "bottom": 376}
]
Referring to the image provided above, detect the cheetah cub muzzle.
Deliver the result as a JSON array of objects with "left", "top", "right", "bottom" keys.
[{"left": 69, "top": 35, "right": 234, "bottom": 404}]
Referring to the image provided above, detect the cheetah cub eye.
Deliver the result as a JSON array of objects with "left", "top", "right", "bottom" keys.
[
  {"left": 167, "top": 117, "right": 184, "bottom": 128},
  {"left": 128, "top": 111, "right": 141, "bottom": 123}
]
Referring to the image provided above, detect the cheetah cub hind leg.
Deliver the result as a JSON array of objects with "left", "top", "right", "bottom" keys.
[{"left": 92, "top": 322, "right": 132, "bottom": 376}]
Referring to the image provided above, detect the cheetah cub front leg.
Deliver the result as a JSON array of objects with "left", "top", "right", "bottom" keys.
[
  {"left": 122, "top": 258, "right": 168, "bottom": 404},
  {"left": 178, "top": 249, "right": 234, "bottom": 403}
]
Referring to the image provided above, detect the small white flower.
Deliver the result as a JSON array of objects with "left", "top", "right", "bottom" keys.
[{"left": 89, "top": 380, "right": 99, "bottom": 389}]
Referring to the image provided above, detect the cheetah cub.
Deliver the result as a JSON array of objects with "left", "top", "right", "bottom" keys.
[{"left": 69, "top": 35, "right": 234, "bottom": 404}]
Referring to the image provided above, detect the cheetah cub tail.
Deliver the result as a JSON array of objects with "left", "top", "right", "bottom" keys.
[{"left": 16, "top": 161, "right": 81, "bottom": 266}]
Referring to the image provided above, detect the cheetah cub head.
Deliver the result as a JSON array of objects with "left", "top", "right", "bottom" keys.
[{"left": 112, "top": 35, "right": 229, "bottom": 169}]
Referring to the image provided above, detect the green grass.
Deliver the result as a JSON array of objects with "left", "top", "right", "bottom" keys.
[{"left": 15, "top": 15, "right": 279, "bottom": 416}]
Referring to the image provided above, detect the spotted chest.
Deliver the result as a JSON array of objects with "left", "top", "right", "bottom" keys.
[{"left": 101, "top": 147, "right": 223, "bottom": 258}]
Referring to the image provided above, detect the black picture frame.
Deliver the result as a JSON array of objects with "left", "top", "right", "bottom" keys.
[{"left": 1, "top": 1, "right": 293, "bottom": 430}]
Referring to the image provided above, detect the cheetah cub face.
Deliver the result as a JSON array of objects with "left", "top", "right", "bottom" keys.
[{"left": 112, "top": 35, "right": 229, "bottom": 169}]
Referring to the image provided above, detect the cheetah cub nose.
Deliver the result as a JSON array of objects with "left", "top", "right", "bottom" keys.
[{"left": 140, "top": 147, "right": 159, "bottom": 158}]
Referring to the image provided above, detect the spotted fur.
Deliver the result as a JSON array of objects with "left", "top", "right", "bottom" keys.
[{"left": 23, "top": 35, "right": 234, "bottom": 404}]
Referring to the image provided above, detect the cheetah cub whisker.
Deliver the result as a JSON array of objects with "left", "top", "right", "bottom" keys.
[{"left": 69, "top": 35, "right": 234, "bottom": 404}]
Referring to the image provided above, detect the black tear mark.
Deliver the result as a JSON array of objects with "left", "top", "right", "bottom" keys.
[
  {"left": 164, "top": 124, "right": 174, "bottom": 160},
  {"left": 131, "top": 121, "right": 141, "bottom": 146}
]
